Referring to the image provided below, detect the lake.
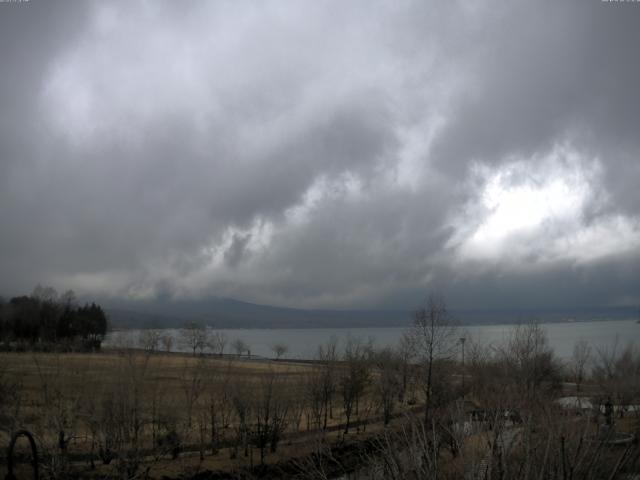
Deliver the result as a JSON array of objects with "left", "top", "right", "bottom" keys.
[{"left": 104, "top": 319, "right": 640, "bottom": 361}]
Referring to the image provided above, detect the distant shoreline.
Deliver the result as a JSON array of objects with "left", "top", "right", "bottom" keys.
[{"left": 107, "top": 316, "right": 638, "bottom": 332}]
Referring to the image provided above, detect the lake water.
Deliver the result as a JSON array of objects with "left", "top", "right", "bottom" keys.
[{"left": 104, "top": 319, "right": 640, "bottom": 361}]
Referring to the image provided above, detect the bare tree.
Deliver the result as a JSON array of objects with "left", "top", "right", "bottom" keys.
[
  {"left": 396, "top": 333, "right": 416, "bottom": 404},
  {"left": 339, "top": 337, "right": 371, "bottom": 434},
  {"left": 304, "top": 370, "right": 326, "bottom": 431},
  {"left": 232, "top": 338, "right": 249, "bottom": 357},
  {"left": 32, "top": 353, "right": 89, "bottom": 478},
  {"left": 253, "top": 369, "right": 291, "bottom": 464},
  {"left": 271, "top": 342, "right": 289, "bottom": 360},
  {"left": 373, "top": 347, "right": 401, "bottom": 426},
  {"left": 180, "top": 357, "right": 206, "bottom": 428},
  {"left": 138, "top": 329, "right": 161, "bottom": 353},
  {"left": 205, "top": 360, "right": 234, "bottom": 455},
  {"left": 160, "top": 334, "right": 174, "bottom": 353},
  {"left": 499, "top": 321, "right": 560, "bottom": 399},
  {"left": 593, "top": 337, "right": 619, "bottom": 385},
  {"left": 32, "top": 284, "right": 59, "bottom": 303},
  {"left": 287, "top": 379, "right": 307, "bottom": 434},
  {"left": 59, "top": 289, "right": 77, "bottom": 309},
  {"left": 180, "top": 322, "right": 209, "bottom": 356},
  {"left": 147, "top": 356, "right": 169, "bottom": 455},
  {"left": 316, "top": 337, "right": 339, "bottom": 429},
  {"left": 410, "top": 294, "right": 457, "bottom": 424},
  {"left": 465, "top": 338, "right": 504, "bottom": 408},
  {"left": 593, "top": 340, "right": 640, "bottom": 418},
  {"left": 209, "top": 331, "right": 228, "bottom": 356},
  {"left": 0, "top": 364, "right": 24, "bottom": 437},
  {"left": 613, "top": 343, "right": 640, "bottom": 417},
  {"left": 230, "top": 378, "right": 252, "bottom": 458},
  {"left": 570, "top": 339, "right": 591, "bottom": 393},
  {"left": 89, "top": 350, "right": 152, "bottom": 476}
]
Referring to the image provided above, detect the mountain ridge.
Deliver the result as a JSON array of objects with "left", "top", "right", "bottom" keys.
[{"left": 103, "top": 297, "right": 639, "bottom": 329}]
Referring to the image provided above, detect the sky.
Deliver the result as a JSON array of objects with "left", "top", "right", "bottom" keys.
[{"left": 0, "top": 0, "right": 639, "bottom": 310}]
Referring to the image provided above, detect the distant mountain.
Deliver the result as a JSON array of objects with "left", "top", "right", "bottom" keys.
[
  {"left": 105, "top": 297, "right": 409, "bottom": 329},
  {"left": 102, "top": 296, "right": 639, "bottom": 330}
]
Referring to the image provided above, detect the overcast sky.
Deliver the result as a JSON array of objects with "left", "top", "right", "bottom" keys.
[{"left": 1, "top": 0, "right": 639, "bottom": 310}]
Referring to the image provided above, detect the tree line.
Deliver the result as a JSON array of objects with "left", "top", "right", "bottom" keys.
[{"left": 0, "top": 285, "right": 108, "bottom": 351}]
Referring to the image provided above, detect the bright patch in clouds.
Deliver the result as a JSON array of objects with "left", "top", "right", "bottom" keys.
[
  {"left": 549, "top": 215, "right": 640, "bottom": 265},
  {"left": 476, "top": 175, "right": 584, "bottom": 242},
  {"left": 452, "top": 146, "right": 640, "bottom": 267}
]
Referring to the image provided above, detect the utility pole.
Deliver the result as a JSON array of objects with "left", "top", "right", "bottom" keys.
[{"left": 459, "top": 337, "right": 466, "bottom": 395}]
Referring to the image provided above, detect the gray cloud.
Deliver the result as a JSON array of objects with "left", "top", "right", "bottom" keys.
[{"left": 0, "top": 0, "right": 638, "bottom": 310}]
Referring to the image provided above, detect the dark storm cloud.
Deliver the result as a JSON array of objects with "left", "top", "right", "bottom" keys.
[{"left": 0, "top": 0, "right": 638, "bottom": 309}]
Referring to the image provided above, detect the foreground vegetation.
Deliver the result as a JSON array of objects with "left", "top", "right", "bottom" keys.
[{"left": 2, "top": 296, "right": 640, "bottom": 479}]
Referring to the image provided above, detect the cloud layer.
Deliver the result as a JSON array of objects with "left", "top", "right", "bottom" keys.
[{"left": 1, "top": 0, "right": 639, "bottom": 309}]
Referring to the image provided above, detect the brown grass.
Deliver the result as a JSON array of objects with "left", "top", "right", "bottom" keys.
[{"left": 0, "top": 350, "right": 399, "bottom": 478}]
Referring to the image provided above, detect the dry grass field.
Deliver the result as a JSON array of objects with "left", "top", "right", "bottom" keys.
[{"left": 0, "top": 349, "right": 408, "bottom": 479}]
